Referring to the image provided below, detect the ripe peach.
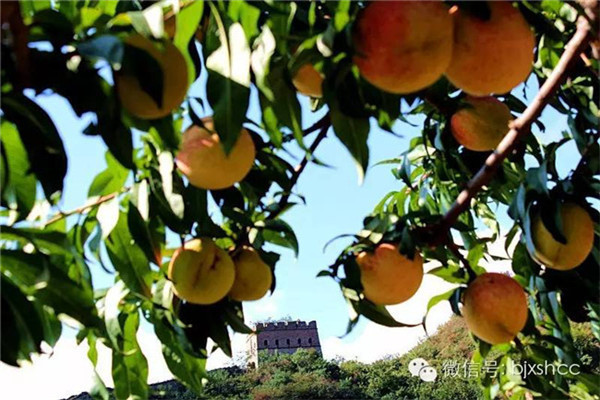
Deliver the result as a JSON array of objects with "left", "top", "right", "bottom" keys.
[
  {"left": 445, "top": 2, "right": 535, "bottom": 96},
  {"left": 356, "top": 243, "right": 423, "bottom": 305},
  {"left": 292, "top": 63, "right": 324, "bottom": 98},
  {"left": 532, "top": 203, "right": 595, "bottom": 271},
  {"left": 450, "top": 96, "right": 513, "bottom": 151},
  {"left": 168, "top": 238, "right": 235, "bottom": 305},
  {"left": 462, "top": 273, "right": 528, "bottom": 345},
  {"left": 116, "top": 35, "right": 188, "bottom": 119},
  {"left": 352, "top": 1, "right": 453, "bottom": 94},
  {"left": 175, "top": 119, "right": 256, "bottom": 190},
  {"left": 229, "top": 247, "right": 273, "bottom": 301}
]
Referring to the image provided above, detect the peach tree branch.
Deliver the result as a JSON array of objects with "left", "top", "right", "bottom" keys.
[{"left": 434, "top": 11, "right": 596, "bottom": 243}]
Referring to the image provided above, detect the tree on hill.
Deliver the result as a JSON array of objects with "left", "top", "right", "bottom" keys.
[
  {"left": 1, "top": 1, "right": 598, "bottom": 399},
  {"left": 66, "top": 317, "right": 599, "bottom": 400}
]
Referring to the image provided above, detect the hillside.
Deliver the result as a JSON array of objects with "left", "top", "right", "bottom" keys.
[{"left": 64, "top": 317, "right": 598, "bottom": 400}]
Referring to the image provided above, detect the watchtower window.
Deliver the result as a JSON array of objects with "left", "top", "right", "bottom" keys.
[
  {"left": 286, "top": 339, "right": 290, "bottom": 346},
  {"left": 263, "top": 340, "right": 268, "bottom": 346},
  {"left": 275, "top": 339, "right": 279, "bottom": 346},
  {"left": 308, "top": 338, "right": 312, "bottom": 345},
  {"left": 298, "top": 338, "right": 302, "bottom": 345}
]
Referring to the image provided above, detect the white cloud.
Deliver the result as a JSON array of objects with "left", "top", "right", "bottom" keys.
[
  {"left": 243, "top": 289, "right": 283, "bottom": 321},
  {"left": 0, "top": 329, "right": 172, "bottom": 400}
]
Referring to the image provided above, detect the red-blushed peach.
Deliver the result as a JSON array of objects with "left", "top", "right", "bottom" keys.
[
  {"left": 450, "top": 96, "right": 513, "bottom": 152},
  {"left": 176, "top": 119, "right": 255, "bottom": 190},
  {"left": 352, "top": 1, "right": 453, "bottom": 94}
]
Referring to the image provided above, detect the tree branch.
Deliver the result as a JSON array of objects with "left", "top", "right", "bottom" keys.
[
  {"left": 44, "top": 188, "right": 129, "bottom": 226},
  {"left": 267, "top": 119, "right": 331, "bottom": 221},
  {"left": 432, "top": 13, "right": 595, "bottom": 244}
]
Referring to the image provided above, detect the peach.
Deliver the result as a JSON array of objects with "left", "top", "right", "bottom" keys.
[
  {"left": 168, "top": 238, "right": 235, "bottom": 305},
  {"left": 292, "top": 63, "right": 324, "bottom": 98},
  {"left": 176, "top": 119, "right": 255, "bottom": 190},
  {"left": 116, "top": 35, "right": 188, "bottom": 119},
  {"left": 445, "top": 2, "right": 535, "bottom": 96},
  {"left": 352, "top": 1, "right": 453, "bottom": 94},
  {"left": 356, "top": 243, "right": 423, "bottom": 305},
  {"left": 462, "top": 273, "right": 528, "bottom": 345},
  {"left": 450, "top": 96, "right": 513, "bottom": 151},
  {"left": 229, "top": 247, "right": 273, "bottom": 301},
  {"left": 532, "top": 203, "right": 595, "bottom": 271}
]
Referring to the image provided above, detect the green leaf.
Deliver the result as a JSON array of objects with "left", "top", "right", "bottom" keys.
[
  {"left": 259, "top": 61, "right": 304, "bottom": 148},
  {"left": 1, "top": 275, "right": 45, "bottom": 365},
  {"left": 423, "top": 288, "right": 458, "bottom": 331},
  {"left": 151, "top": 312, "right": 207, "bottom": 395},
  {"left": 205, "top": 13, "right": 251, "bottom": 154},
  {"left": 96, "top": 100, "right": 134, "bottom": 170},
  {"left": 426, "top": 288, "right": 458, "bottom": 314},
  {"left": 174, "top": 0, "right": 204, "bottom": 84},
  {"left": 127, "top": 201, "right": 163, "bottom": 265},
  {"left": 525, "top": 162, "right": 549, "bottom": 195},
  {"left": 329, "top": 100, "right": 369, "bottom": 183},
  {"left": 121, "top": 42, "right": 164, "bottom": 110},
  {"left": 427, "top": 263, "right": 468, "bottom": 284},
  {"left": 333, "top": 0, "right": 350, "bottom": 31},
  {"left": 96, "top": 196, "right": 120, "bottom": 239},
  {"left": 0, "top": 120, "right": 37, "bottom": 220},
  {"left": 111, "top": 312, "right": 149, "bottom": 400},
  {"left": 137, "top": 1, "right": 168, "bottom": 34},
  {"left": 86, "top": 333, "right": 110, "bottom": 400},
  {"left": 223, "top": 305, "right": 254, "bottom": 334},
  {"left": 259, "top": 219, "right": 299, "bottom": 256},
  {"left": 105, "top": 212, "right": 153, "bottom": 297},
  {"left": 1, "top": 250, "right": 99, "bottom": 327},
  {"left": 88, "top": 151, "right": 129, "bottom": 197},
  {"left": 1, "top": 93, "right": 67, "bottom": 199},
  {"left": 0, "top": 226, "right": 91, "bottom": 285},
  {"left": 355, "top": 300, "right": 421, "bottom": 328},
  {"left": 158, "top": 151, "right": 185, "bottom": 219},
  {"left": 250, "top": 25, "right": 276, "bottom": 101}
]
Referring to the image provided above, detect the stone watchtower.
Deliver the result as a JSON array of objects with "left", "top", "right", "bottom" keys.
[{"left": 247, "top": 320, "right": 322, "bottom": 367}]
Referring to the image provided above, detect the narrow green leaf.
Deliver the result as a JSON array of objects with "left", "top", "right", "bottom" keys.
[
  {"left": 329, "top": 101, "right": 369, "bottom": 183},
  {"left": 1, "top": 93, "right": 67, "bottom": 199},
  {"left": 105, "top": 212, "right": 153, "bottom": 297},
  {"left": 88, "top": 151, "right": 129, "bottom": 198},
  {"left": 0, "top": 120, "right": 36, "bottom": 220},
  {"left": 205, "top": 14, "right": 251, "bottom": 154},
  {"left": 1, "top": 250, "right": 99, "bottom": 327},
  {"left": 111, "top": 312, "right": 149, "bottom": 400},
  {"left": 174, "top": 0, "right": 204, "bottom": 84}
]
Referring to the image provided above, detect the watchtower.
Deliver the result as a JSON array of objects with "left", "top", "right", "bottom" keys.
[{"left": 247, "top": 320, "right": 322, "bottom": 367}]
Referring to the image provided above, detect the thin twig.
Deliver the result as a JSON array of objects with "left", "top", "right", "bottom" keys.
[
  {"left": 44, "top": 188, "right": 129, "bottom": 226},
  {"left": 447, "top": 241, "right": 477, "bottom": 282},
  {"left": 302, "top": 113, "right": 331, "bottom": 136},
  {"left": 432, "top": 13, "right": 595, "bottom": 244},
  {"left": 267, "top": 120, "right": 331, "bottom": 221}
]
